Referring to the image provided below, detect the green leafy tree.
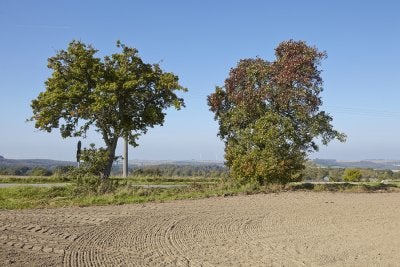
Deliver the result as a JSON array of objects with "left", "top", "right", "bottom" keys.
[
  {"left": 208, "top": 40, "right": 345, "bottom": 185},
  {"left": 342, "top": 169, "right": 362, "bottom": 182},
  {"left": 30, "top": 40, "right": 186, "bottom": 179}
]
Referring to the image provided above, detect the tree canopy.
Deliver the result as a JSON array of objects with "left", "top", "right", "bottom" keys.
[
  {"left": 30, "top": 40, "right": 186, "bottom": 179},
  {"left": 208, "top": 40, "right": 345, "bottom": 184}
]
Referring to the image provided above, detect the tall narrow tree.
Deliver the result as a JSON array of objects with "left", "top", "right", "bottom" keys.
[{"left": 30, "top": 40, "right": 186, "bottom": 179}]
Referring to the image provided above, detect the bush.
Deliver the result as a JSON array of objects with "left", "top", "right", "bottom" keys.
[
  {"left": 77, "top": 176, "right": 117, "bottom": 194},
  {"left": 28, "top": 167, "right": 52, "bottom": 176},
  {"left": 343, "top": 169, "right": 362, "bottom": 182},
  {"left": 67, "top": 167, "right": 117, "bottom": 194},
  {"left": 79, "top": 144, "right": 111, "bottom": 178},
  {"left": 53, "top": 166, "right": 74, "bottom": 178}
]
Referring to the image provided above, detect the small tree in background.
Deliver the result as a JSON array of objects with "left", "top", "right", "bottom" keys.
[
  {"left": 208, "top": 40, "right": 345, "bottom": 185},
  {"left": 343, "top": 169, "right": 362, "bottom": 182},
  {"left": 30, "top": 41, "right": 186, "bottom": 179}
]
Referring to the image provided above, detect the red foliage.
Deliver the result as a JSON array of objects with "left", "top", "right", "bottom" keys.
[{"left": 208, "top": 40, "right": 326, "bottom": 117}]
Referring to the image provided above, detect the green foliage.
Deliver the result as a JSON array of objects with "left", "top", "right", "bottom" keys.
[
  {"left": 343, "top": 169, "right": 362, "bottom": 182},
  {"left": 0, "top": 166, "right": 31, "bottom": 176},
  {"left": 225, "top": 112, "right": 306, "bottom": 184},
  {"left": 78, "top": 143, "right": 111, "bottom": 178},
  {"left": 208, "top": 40, "right": 345, "bottom": 185},
  {"left": 376, "top": 170, "right": 395, "bottom": 181},
  {"left": 65, "top": 144, "right": 119, "bottom": 193},
  {"left": 287, "top": 182, "right": 400, "bottom": 192},
  {"left": 130, "top": 164, "right": 228, "bottom": 178},
  {"left": 301, "top": 164, "right": 400, "bottom": 182},
  {"left": 27, "top": 167, "right": 52, "bottom": 176},
  {"left": 30, "top": 40, "right": 186, "bottom": 179},
  {"left": 73, "top": 175, "right": 118, "bottom": 195},
  {"left": 52, "top": 165, "right": 74, "bottom": 180}
]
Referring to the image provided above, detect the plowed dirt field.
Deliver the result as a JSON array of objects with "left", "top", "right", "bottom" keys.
[{"left": 1, "top": 192, "right": 400, "bottom": 266}]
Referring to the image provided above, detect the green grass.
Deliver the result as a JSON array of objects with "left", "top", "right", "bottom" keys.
[
  {"left": 1, "top": 179, "right": 399, "bottom": 210},
  {"left": 0, "top": 175, "right": 71, "bottom": 184},
  {"left": 111, "top": 176, "right": 219, "bottom": 186},
  {"left": 0, "top": 175, "right": 218, "bottom": 185},
  {"left": 0, "top": 181, "right": 242, "bottom": 209}
]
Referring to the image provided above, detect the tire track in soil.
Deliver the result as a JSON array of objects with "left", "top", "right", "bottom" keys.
[
  {"left": 2, "top": 192, "right": 400, "bottom": 266},
  {"left": 0, "top": 208, "right": 116, "bottom": 266},
  {"left": 62, "top": 202, "right": 326, "bottom": 266}
]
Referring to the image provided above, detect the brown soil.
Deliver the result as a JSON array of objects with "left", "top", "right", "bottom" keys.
[{"left": 1, "top": 192, "right": 400, "bottom": 266}]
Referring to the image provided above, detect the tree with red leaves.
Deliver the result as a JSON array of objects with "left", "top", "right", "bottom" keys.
[{"left": 208, "top": 40, "right": 345, "bottom": 185}]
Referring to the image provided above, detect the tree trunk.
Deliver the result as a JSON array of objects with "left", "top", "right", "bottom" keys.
[{"left": 101, "top": 138, "right": 118, "bottom": 180}]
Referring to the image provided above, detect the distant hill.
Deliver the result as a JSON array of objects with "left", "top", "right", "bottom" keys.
[
  {"left": 2, "top": 155, "right": 398, "bottom": 171},
  {"left": 0, "top": 156, "right": 224, "bottom": 170},
  {"left": 0, "top": 156, "right": 75, "bottom": 169},
  {"left": 312, "top": 159, "right": 400, "bottom": 170}
]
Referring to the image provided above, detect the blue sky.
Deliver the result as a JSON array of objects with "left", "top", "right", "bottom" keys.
[{"left": 0, "top": 0, "right": 399, "bottom": 161}]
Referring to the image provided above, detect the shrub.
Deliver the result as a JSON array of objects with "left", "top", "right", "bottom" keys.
[
  {"left": 342, "top": 169, "right": 362, "bottom": 182},
  {"left": 28, "top": 167, "right": 52, "bottom": 176}
]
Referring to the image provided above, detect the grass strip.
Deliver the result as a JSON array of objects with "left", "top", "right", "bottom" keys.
[{"left": 1, "top": 181, "right": 399, "bottom": 210}]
